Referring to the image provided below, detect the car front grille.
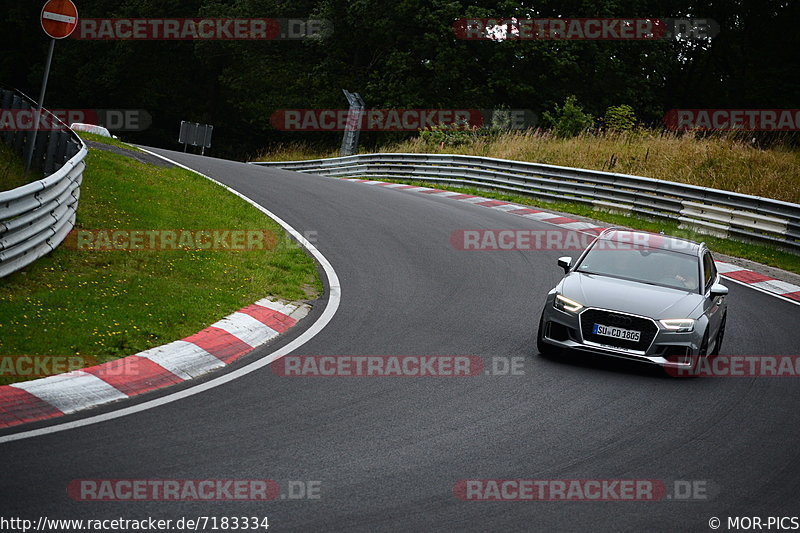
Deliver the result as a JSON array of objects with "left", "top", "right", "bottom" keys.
[{"left": 579, "top": 308, "right": 658, "bottom": 352}]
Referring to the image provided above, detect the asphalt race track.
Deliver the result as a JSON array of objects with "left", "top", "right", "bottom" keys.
[{"left": 2, "top": 148, "right": 799, "bottom": 532}]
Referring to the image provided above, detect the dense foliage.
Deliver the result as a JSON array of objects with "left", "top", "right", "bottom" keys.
[{"left": 1, "top": 0, "right": 797, "bottom": 159}]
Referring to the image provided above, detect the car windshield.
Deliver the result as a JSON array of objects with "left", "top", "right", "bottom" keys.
[{"left": 575, "top": 244, "right": 700, "bottom": 291}]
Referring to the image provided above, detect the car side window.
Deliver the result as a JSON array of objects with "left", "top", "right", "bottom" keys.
[{"left": 703, "top": 253, "right": 716, "bottom": 292}]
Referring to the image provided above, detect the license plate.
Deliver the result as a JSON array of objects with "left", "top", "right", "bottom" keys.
[{"left": 593, "top": 323, "right": 641, "bottom": 342}]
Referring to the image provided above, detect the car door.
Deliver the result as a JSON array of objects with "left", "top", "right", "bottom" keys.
[{"left": 702, "top": 252, "right": 724, "bottom": 342}]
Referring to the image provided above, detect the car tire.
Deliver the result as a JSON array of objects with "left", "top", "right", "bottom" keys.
[
  {"left": 699, "top": 330, "right": 709, "bottom": 357},
  {"left": 677, "top": 331, "right": 708, "bottom": 377},
  {"left": 710, "top": 313, "right": 727, "bottom": 357},
  {"left": 537, "top": 312, "right": 559, "bottom": 356},
  {"left": 688, "top": 331, "right": 710, "bottom": 376}
]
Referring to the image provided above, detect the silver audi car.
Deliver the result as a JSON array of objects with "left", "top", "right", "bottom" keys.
[{"left": 537, "top": 228, "right": 728, "bottom": 370}]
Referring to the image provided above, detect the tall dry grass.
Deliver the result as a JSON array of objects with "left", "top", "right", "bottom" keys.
[
  {"left": 255, "top": 142, "right": 339, "bottom": 162},
  {"left": 256, "top": 130, "right": 800, "bottom": 204}
]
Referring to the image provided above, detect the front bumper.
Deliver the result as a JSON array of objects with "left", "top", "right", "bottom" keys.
[{"left": 540, "top": 303, "right": 704, "bottom": 368}]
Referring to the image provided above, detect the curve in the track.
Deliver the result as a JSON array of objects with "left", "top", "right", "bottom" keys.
[{"left": 1, "top": 148, "right": 798, "bottom": 533}]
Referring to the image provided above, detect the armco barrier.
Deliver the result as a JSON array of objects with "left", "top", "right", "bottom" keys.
[
  {"left": 0, "top": 87, "right": 87, "bottom": 278},
  {"left": 252, "top": 153, "right": 800, "bottom": 253}
]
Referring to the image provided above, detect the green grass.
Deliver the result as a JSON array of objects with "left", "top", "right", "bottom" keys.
[
  {"left": 0, "top": 143, "right": 29, "bottom": 192},
  {"left": 0, "top": 132, "right": 137, "bottom": 194},
  {"left": 376, "top": 178, "right": 800, "bottom": 274},
  {"left": 77, "top": 131, "right": 142, "bottom": 152},
  {"left": 0, "top": 145, "right": 321, "bottom": 385}
]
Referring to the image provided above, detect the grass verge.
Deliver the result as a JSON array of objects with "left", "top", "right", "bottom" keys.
[
  {"left": 0, "top": 144, "right": 321, "bottom": 385},
  {"left": 77, "top": 131, "right": 143, "bottom": 152},
  {"left": 376, "top": 178, "right": 800, "bottom": 274}
]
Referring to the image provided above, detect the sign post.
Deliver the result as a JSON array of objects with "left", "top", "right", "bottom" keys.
[
  {"left": 340, "top": 90, "right": 365, "bottom": 157},
  {"left": 339, "top": 89, "right": 366, "bottom": 157},
  {"left": 25, "top": 0, "right": 79, "bottom": 175}
]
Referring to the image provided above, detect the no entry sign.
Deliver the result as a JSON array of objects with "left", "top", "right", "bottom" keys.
[
  {"left": 24, "top": 1, "right": 78, "bottom": 174},
  {"left": 41, "top": 0, "right": 79, "bottom": 39}
]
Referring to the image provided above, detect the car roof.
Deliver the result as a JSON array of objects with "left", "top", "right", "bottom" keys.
[{"left": 596, "top": 228, "right": 704, "bottom": 256}]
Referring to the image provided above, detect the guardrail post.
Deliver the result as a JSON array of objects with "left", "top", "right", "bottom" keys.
[
  {"left": 33, "top": 126, "right": 50, "bottom": 170},
  {"left": 44, "top": 128, "right": 60, "bottom": 175},
  {"left": 53, "top": 131, "right": 69, "bottom": 173}
]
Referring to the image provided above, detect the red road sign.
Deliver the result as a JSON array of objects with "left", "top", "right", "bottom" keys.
[{"left": 41, "top": 0, "right": 78, "bottom": 39}]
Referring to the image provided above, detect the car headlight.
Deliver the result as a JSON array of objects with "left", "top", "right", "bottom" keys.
[
  {"left": 554, "top": 294, "right": 584, "bottom": 314},
  {"left": 659, "top": 318, "right": 695, "bottom": 332}
]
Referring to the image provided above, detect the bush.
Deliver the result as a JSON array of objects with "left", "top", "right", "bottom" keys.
[
  {"left": 419, "top": 122, "right": 477, "bottom": 146},
  {"left": 542, "top": 96, "right": 594, "bottom": 137},
  {"left": 604, "top": 105, "right": 637, "bottom": 131},
  {"left": 489, "top": 106, "right": 512, "bottom": 130}
]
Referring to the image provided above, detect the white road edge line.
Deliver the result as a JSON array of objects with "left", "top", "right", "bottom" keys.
[
  {"left": 714, "top": 276, "right": 800, "bottom": 307},
  {"left": 0, "top": 148, "right": 342, "bottom": 444},
  {"left": 356, "top": 177, "right": 800, "bottom": 308}
]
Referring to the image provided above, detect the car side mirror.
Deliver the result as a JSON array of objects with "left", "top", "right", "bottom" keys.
[
  {"left": 558, "top": 256, "right": 572, "bottom": 274},
  {"left": 710, "top": 283, "right": 728, "bottom": 298}
]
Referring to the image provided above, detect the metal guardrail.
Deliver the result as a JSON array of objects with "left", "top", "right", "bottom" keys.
[
  {"left": 0, "top": 87, "right": 87, "bottom": 278},
  {"left": 252, "top": 153, "right": 800, "bottom": 253}
]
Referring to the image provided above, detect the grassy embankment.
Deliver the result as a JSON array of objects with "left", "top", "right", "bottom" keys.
[{"left": 0, "top": 134, "right": 321, "bottom": 385}]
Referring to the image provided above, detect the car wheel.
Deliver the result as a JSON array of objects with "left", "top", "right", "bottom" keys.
[
  {"left": 537, "top": 312, "right": 558, "bottom": 356},
  {"left": 699, "top": 330, "right": 709, "bottom": 357},
  {"left": 678, "top": 331, "right": 708, "bottom": 377},
  {"left": 710, "top": 313, "right": 726, "bottom": 357},
  {"left": 688, "top": 330, "right": 710, "bottom": 375}
]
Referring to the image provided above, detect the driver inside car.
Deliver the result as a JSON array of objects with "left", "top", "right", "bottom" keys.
[{"left": 656, "top": 254, "right": 698, "bottom": 291}]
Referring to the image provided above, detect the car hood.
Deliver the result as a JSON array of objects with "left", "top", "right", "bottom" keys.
[{"left": 558, "top": 272, "right": 704, "bottom": 319}]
